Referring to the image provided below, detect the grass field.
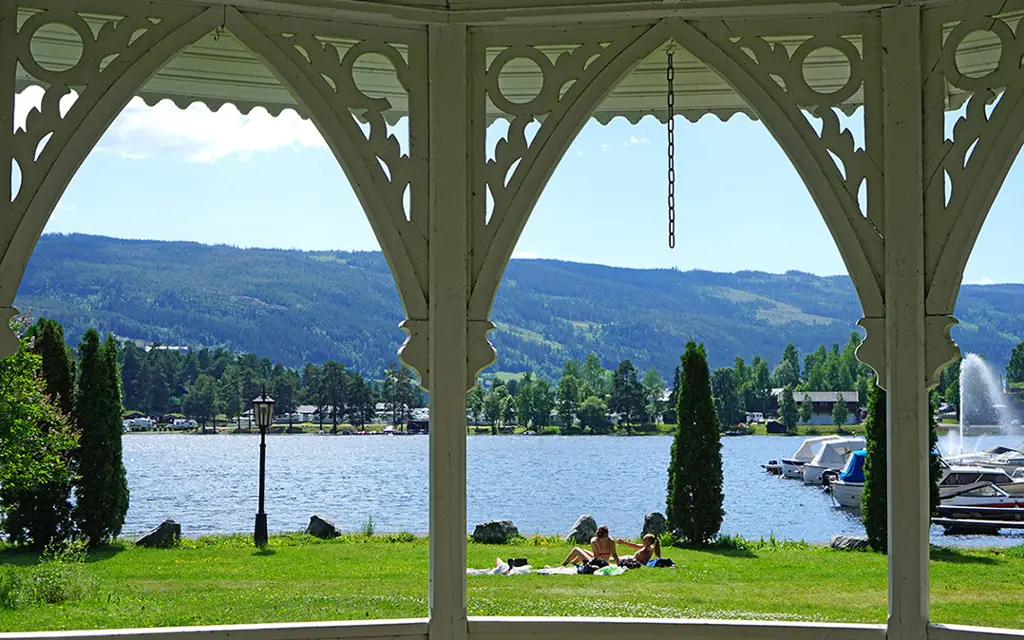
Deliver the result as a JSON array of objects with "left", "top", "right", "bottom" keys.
[{"left": 1, "top": 534, "right": 1022, "bottom": 632}]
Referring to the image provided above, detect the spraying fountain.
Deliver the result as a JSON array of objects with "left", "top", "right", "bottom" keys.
[{"left": 948, "top": 353, "right": 1020, "bottom": 458}]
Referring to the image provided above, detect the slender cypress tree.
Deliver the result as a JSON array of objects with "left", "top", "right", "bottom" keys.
[
  {"left": 74, "top": 330, "right": 129, "bottom": 545},
  {"left": 28, "top": 318, "right": 76, "bottom": 416},
  {"left": 860, "top": 381, "right": 887, "bottom": 551},
  {"left": 667, "top": 340, "right": 724, "bottom": 545},
  {"left": 861, "top": 381, "right": 940, "bottom": 552},
  {"left": 103, "top": 335, "right": 130, "bottom": 533}
]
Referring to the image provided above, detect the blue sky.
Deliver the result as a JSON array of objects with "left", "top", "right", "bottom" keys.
[{"left": 15, "top": 87, "right": 1024, "bottom": 284}]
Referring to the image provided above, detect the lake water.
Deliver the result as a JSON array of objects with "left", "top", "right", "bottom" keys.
[{"left": 121, "top": 432, "right": 1024, "bottom": 547}]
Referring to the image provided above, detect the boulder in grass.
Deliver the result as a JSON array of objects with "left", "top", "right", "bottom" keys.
[
  {"left": 565, "top": 514, "right": 597, "bottom": 544},
  {"left": 830, "top": 534, "right": 870, "bottom": 551},
  {"left": 135, "top": 520, "right": 181, "bottom": 548},
  {"left": 642, "top": 512, "right": 666, "bottom": 537},
  {"left": 472, "top": 520, "right": 519, "bottom": 544},
  {"left": 306, "top": 514, "right": 341, "bottom": 539}
]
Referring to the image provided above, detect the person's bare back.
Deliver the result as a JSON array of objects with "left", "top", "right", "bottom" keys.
[{"left": 590, "top": 534, "right": 615, "bottom": 560}]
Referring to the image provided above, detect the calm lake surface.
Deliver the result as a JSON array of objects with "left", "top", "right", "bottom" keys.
[{"left": 121, "top": 432, "right": 1024, "bottom": 547}]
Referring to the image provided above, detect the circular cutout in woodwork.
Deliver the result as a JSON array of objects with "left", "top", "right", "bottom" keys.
[{"left": 29, "top": 22, "right": 84, "bottom": 74}]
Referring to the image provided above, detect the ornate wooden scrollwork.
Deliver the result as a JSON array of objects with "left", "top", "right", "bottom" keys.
[
  {"left": 0, "top": 2, "right": 220, "bottom": 356},
  {"left": 923, "top": 5, "right": 1024, "bottom": 317}
]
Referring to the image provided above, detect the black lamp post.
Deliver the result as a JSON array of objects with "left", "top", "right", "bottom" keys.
[{"left": 252, "top": 386, "right": 275, "bottom": 547}]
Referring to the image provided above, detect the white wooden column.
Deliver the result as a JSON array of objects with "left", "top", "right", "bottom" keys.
[
  {"left": 881, "top": 7, "right": 929, "bottom": 640},
  {"left": 426, "top": 22, "right": 469, "bottom": 640}
]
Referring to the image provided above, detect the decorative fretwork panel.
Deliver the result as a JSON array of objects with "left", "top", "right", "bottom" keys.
[
  {"left": 922, "top": 2, "right": 1024, "bottom": 315},
  {"left": 5, "top": 5, "right": 210, "bottom": 210},
  {"left": 694, "top": 18, "right": 884, "bottom": 315},
  {"left": 701, "top": 21, "right": 881, "bottom": 225},
  {"left": 232, "top": 11, "right": 429, "bottom": 319},
  {"left": 469, "top": 26, "right": 653, "bottom": 317}
]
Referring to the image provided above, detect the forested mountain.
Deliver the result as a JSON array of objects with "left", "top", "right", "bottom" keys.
[{"left": 15, "top": 233, "right": 1024, "bottom": 379}]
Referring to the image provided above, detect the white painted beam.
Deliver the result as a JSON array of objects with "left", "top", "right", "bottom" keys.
[
  {"left": 881, "top": 6, "right": 930, "bottom": 640},
  {"left": 426, "top": 22, "right": 470, "bottom": 640}
]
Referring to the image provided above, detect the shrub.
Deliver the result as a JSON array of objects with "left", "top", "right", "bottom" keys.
[{"left": 0, "top": 539, "right": 93, "bottom": 609}]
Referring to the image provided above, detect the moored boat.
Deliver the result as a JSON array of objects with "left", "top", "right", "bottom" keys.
[
  {"left": 803, "top": 436, "right": 865, "bottom": 485},
  {"left": 777, "top": 435, "right": 844, "bottom": 479},
  {"left": 830, "top": 457, "right": 1022, "bottom": 509}
]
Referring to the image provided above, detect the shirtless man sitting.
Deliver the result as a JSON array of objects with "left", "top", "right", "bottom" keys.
[{"left": 561, "top": 525, "right": 619, "bottom": 565}]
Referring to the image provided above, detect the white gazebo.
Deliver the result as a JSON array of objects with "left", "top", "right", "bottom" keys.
[{"left": 0, "top": 1, "right": 1019, "bottom": 640}]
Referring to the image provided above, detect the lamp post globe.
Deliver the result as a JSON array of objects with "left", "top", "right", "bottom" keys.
[{"left": 252, "top": 386, "right": 275, "bottom": 547}]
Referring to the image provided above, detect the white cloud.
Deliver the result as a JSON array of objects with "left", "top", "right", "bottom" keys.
[
  {"left": 100, "top": 99, "right": 327, "bottom": 162},
  {"left": 975, "top": 277, "right": 995, "bottom": 285},
  {"left": 512, "top": 250, "right": 542, "bottom": 259},
  {"left": 14, "top": 88, "right": 328, "bottom": 163},
  {"left": 625, "top": 135, "right": 650, "bottom": 146}
]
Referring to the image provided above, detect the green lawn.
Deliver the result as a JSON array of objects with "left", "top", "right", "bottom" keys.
[{"left": 0, "top": 535, "right": 1021, "bottom": 632}]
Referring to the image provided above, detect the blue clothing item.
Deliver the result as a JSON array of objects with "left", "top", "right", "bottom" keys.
[{"left": 840, "top": 449, "right": 867, "bottom": 483}]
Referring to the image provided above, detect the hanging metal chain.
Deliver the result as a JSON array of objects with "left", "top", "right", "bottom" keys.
[{"left": 666, "top": 49, "right": 676, "bottom": 249}]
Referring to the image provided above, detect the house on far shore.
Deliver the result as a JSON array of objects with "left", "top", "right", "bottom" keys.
[{"left": 769, "top": 389, "right": 861, "bottom": 425}]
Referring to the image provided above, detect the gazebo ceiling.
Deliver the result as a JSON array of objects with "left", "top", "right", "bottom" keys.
[{"left": 15, "top": 4, "right": 1003, "bottom": 124}]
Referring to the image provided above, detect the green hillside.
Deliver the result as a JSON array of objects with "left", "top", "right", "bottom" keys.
[{"left": 14, "top": 233, "right": 1024, "bottom": 379}]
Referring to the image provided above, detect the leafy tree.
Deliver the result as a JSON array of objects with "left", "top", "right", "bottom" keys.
[
  {"left": 832, "top": 392, "right": 848, "bottom": 427},
  {"left": 484, "top": 382, "right": 509, "bottom": 433},
  {"left": 640, "top": 368, "right": 666, "bottom": 423},
  {"left": 75, "top": 330, "right": 129, "bottom": 546},
  {"left": 799, "top": 393, "right": 814, "bottom": 424},
  {"left": 500, "top": 391, "right": 517, "bottom": 426},
  {"left": 0, "top": 328, "right": 78, "bottom": 549},
  {"left": 748, "top": 357, "right": 771, "bottom": 413},
  {"left": 667, "top": 341, "right": 724, "bottom": 545},
  {"left": 184, "top": 374, "right": 217, "bottom": 429},
  {"left": 346, "top": 372, "right": 375, "bottom": 428},
  {"left": 774, "top": 343, "right": 801, "bottom": 388},
  {"left": 939, "top": 359, "right": 961, "bottom": 415},
  {"left": 556, "top": 365, "right": 581, "bottom": 427},
  {"left": 860, "top": 381, "right": 886, "bottom": 550},
  {"left": 610, "top": 360, "right": 644, "bottom": 425},
  {"left": 577, "top": 395, "right": 609, "bottom": 432},
  {"left": 665, "top": 366, "right": 681, "bottom": 423},
  {"left": 271, "top": 367, "right": 300, "bottom": 423},
  {"left": 1008, "top": 341, "right": 1024, "bottom": 385},
  {"left": 531, "top": 378, "right": 554, "bottom": 427},
  {"left": 710, "top": 367, "right": 742, "bottom": 429},
  {"left": 323, "top": 361, "right": 348, "bottom": 430},
  {"left": 779, "top": 386, "right": 799, "bottom": 432},
  {"left": 514, "top": 373, "right": 535, "bottom": 427},
  {"left": 467, "top": 384, "right": 485, "bottom": 426},
  {"left": 581, "top": 353, "right": 609, "bottom": 397}
]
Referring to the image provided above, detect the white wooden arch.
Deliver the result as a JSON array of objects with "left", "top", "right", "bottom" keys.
[
  {"left": 465, "top": 15, "right": 885, "bottom": 386},
  {"left": 921, "top": 1, "right": 1024, "bottom": 320},
  {"left": 0, "top": 1, "right": 429, "bottom": 364}
]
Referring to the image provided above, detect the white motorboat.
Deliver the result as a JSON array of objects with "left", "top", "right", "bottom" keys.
[
  {"left": 778, "top": 435, "right": 844, "bottom": 479},
  {"left": 830, "top": 458, "right": 1021, "bottom": 509},
  {"left": 946, "top": 444, "right": 1024, "bottom": 476},
  {"left": 803, "top": 436, "right": 865, "bottom": 485},
  {"left": 940, "top": 482, "right": 1024, "bottom": 509}
]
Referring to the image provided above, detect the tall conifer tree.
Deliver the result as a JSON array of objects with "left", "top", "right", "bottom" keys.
[
  {"left": 74, "top": 330, "right": 129, "bottom": 545},
  {"left": 860, "top": 381, "right": 887, "bottom": 551},
  {"left": 667, "top": 341, "right": 724, "bottom": 545}
]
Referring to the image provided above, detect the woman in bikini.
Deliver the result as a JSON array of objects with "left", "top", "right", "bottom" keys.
[
  {"left": 561, "top": 525, "right": 618, "bottom": 565},
  {"left": 615, "top": 533, "right": 661, "bottom": 566}
]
